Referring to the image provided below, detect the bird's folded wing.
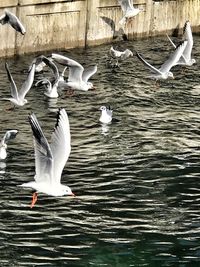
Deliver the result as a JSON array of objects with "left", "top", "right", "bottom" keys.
[{"left": 2, "top": 130, "right": 18, "bottom": 145}]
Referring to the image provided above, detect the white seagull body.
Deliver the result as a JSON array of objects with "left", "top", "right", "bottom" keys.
[
  {"left": 0, "top": 130, "right": 18, "bottom": 160},
  {"left": 52, "top": 53, "right": 97, "bottom": 91},
  {"left": 109, "top": 46, "right": 133, "bottom": 67},
  {"left": 20, "top": 109, "right": 74, "bottom": 207},
  {"left": 35, "top": 56, "right": 64, "bottom": 98},
  {"left": 118, "top": 0, "right": 143, "bottom": 25},
  {"left": 167, "top": 21, "right": 196, "bottom": 66},
  {"left": 136, "top": 40, "right": 188, "bottom": 80},
  {"left": 99, "top": 106, "right": 113, "bottom": 124},
  {"left": 35, "top": 78, "right": 59, "bottom": 98},
  {"left": 110, "top": 46, "right": 133, "bottom": 60},
  {"left": 4, "top": 63, "right": 35, "bottom": 107},
  {"left": 0, "top": 10, "right": 26, "bottom": 35}
]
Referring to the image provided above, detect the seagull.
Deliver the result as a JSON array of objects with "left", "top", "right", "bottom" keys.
[
  {"left": 118, "top": 0, "right": 143, "bottom": 26},
  {"left": 167, "top": 21, "right": 196, "bottom": 66},
  {"left": 100, "top": 16, "right": 128, "bottom": 41},
  {"left": 136, "top": 40, "right": 188, "bottom": 80},
  {"left": 20, "top": 108, "right": 74, "bottom": 208},
  {"left": 99, "top": 106, "right": 113, "bottom": 124},
  {"left": 30, "top": 55, "right": 49, "bottom": 73},
  {"left": 0, "top": 10, "right": 26, "bottom": 35},
  {"left": 35, "top": 78, "right": 59, "bottom": 98},
  {"left": 35, "top": 56, "right": 67, "bottom": 98},
  {"left": 110, "top": 46, "right": 133, "bottom": 66},
  {"left": 4, "top": 62, "right": 35, "bottom": 107},
  {"left": 0, "top": 130, "right": 18, "bottom": 160},
  {"left": 52, "top": 53, "right": 97, "bottom": 91}
]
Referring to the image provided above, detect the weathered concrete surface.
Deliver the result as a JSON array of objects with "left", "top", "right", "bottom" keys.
[
  {"left": 16, "top": 1, "right": 87, "bottom": 54},
  {"left": 0, "top": 0, "right": 199, "bottom": 57}
]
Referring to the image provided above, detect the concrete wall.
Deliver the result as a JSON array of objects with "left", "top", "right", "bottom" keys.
[{"left": 0, "top": 0, "right": 199, "bottom": 57}]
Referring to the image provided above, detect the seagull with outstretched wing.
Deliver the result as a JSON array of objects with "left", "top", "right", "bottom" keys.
[
  {"left": 136, "top": 40, "right": 188, "bottom": 80},
  {"left": 4, "top": 62, "right": 35, "bottom": 107},
  {"left": 167, "top": 21, "right": 196, "bottom": 66},
  {"left": 20, "top": 108, "right": 74, "bottom": 208}
]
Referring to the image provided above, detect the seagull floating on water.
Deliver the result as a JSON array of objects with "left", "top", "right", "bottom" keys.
[
  {"left": 0, "top": 10, "right": 26, "bottom": 35},
  {"left": 0, "top": 130, "right": 18, "bottom": 160},
  {"left": 20, "top": 108, "right": 74, "bottom": 208},
  {"left": 99, "top": 106, "right": 113, "bottom": 124},
  {"left": 52, "top": 53, "right": 97, "bottom": 91},
  {"left": 118, "top": 0, "right": 143, "bottom": 26},
  {"left": 4, "top": 62, "right": 35, "bottom": 107},
  {"left": 167, "top": 21, "right": 196, "bottom": 66},
  {"left": 136, "top": 40, "right": 188, "bottom": 80}
]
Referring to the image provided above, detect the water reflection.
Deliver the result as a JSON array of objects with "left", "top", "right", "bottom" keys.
[
  {"left": 0, "top": 36, "right": 200, "bottom": 266},
  {"left": 46, "top": 97, "right": 59, "bottom": 113},
  {"left": 100, "top": 123, "right": 111, "bottom": 135}
]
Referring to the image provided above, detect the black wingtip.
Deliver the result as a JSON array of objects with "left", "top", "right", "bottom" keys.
[
  {"left": 183, "top": 20, "right": 190, "bottom": 34},
  {"left": 55, "top": 108, "right": 62, "bottom": 129}
]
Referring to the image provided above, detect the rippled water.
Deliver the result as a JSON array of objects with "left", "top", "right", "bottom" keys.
[{"left": 0, "top": 36, "right": 200, "bottom": 267}]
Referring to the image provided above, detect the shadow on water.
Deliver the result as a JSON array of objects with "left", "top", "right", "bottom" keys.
[{"left": 0, "top": 36, "right": 200, "bottom": 266}]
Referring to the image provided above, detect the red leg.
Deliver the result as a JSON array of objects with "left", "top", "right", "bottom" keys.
[{"left": 30, "top": 192, "right": 38, "bottom": 208}]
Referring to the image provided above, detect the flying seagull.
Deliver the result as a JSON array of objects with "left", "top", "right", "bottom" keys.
[
  {"left": 0, "top": 10, "right": 26, "bottom": 35},
  {"left": 52, "top": 53, "right": 97, "bottom": 91},
  {"left": 35, "top": 56, "right": 67, "bottom": 98},
  {"left": 0, "top": 130, "right": 18, "bottom": 159},
  {"left": 20, "top": 108, "right": 74, "bottom": 208},
  {"left": 109, "top": 46, "right": 133, "bottom": 67},
  {"left": 118, "top": 0, "right": 143, "bottom": 25},
  {"left": 4, "top": 62, "right": 35, "bottom": 107},
  {"left": 167, "top": 21, "right": 196, "bottom": 66},
  {"left": 136, "top": 40, "right": 188, "bottom": 80},
  {"left": 99, "top": 106, "right": 113, "bottom": 124},
  {"left": 100, "top": 16, "right": 128, "bottom": 41}
]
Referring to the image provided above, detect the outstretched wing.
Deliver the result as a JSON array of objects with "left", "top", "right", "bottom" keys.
[
  {"left": 118, "top": 0, "right": 133, "bottom": 13},
  {"left": 50, "top": 109, "right": 71, "bottom": 185},
  {"left": 19, "top": 63, "right": 35, "bottom": 100},
  {"left": 40, "top": 55, "right": 60, "bottom": 81},
  {"left": 28, "top": 113, "right": 53, "bottom": 185},
  {"left": 5, "top": 62, "right": 19, "bottom": 100},
  {"left": 100, "top": 16, "right": 115, "bottom": 32},
  {"left": 52, "top": 53, "right": 84, "bottom": 83},
  {"left": 82, "top": 65, "right": 97, "bottom": 83},
  {"left": 166, "top": 34, "right": 187, "bottom": 64},
  {"left": 159, "top": 41, "right": 187, "bottom": 73},
  {"left": 166, "top": 34, "right": 176, "bottom": 48},
  {"left": 136, "top": 52, "right": 162, "bottom": 75},
  {"left": 182, "top": 21, "right": 193, "bottom": 61}
]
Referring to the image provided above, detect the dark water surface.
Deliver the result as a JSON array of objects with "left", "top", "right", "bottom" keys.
[{"left": 0, "top": 36, "right": 200, "bottom": 267}]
